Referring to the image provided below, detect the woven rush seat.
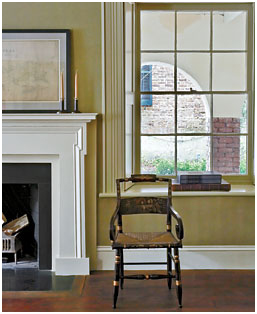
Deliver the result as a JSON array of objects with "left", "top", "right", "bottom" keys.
[{"left": 113, "top": 232, "right": 181, "bottom": 248}]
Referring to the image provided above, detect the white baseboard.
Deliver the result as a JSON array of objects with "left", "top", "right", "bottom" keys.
[
  {"left": 97, "top": 246, "right": 255, "bottom": 270},
  {"left": 55, "top": 257, "right": 90, "bottom": 275}
]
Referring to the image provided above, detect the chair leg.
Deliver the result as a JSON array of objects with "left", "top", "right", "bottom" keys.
[
  {"left": 120, "top": 249, "right": 124, "bottom": 289},
  {"left": 174, "top": 248, "right": 182, "bottom": 308},
  {"left": 167, "top": 247, "right": 172, "bottom": 289},
  {"left": 113, "top": 249, "right": 121, "bottom": 309}
]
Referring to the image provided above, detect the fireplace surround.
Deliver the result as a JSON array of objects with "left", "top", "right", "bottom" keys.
[{"left": 2, "top": 113, "right": 97, "bottom": 275}]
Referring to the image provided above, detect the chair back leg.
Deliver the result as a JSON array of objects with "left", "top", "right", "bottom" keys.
[
  {"left": 113, "top": 249, "right": 121, "bottom": 308},
  {"left": 120, "top": 249, "right": 124, "bottom": 289},
  {"left": 167, "top": 247, "right": 172, "bottom": 289},
  {"left": 174, "top": 247, "right": 182, "bottom": 307}
]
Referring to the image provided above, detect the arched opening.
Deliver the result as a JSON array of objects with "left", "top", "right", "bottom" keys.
[{"left": 141, "top": 62, "right": 211, "bottom": 174}]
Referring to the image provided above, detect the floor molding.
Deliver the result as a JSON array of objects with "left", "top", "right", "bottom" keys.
[{"left": 97, "top": 245, "right": 255, "bottom": 270}]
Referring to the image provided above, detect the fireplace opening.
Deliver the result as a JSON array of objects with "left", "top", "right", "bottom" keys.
[
  {"left": 2, "top": 184, "right": 39, "bottom": 267},
  {"left": 2, "top": 163, "right": 51, "bottom": 270}
]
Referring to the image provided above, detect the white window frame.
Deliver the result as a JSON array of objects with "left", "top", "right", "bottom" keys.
[{"left": 134, "top": 3, "right": 254, "bottom": 184}]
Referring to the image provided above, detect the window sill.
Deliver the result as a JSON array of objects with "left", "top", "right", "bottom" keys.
[{"left": 99, "top": 184, "right": 255, "bottom": 198}]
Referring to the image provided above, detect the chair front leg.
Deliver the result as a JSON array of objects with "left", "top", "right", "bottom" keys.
[
  {"left": 113, "top": 249, "right": 121, "bottom": 309},
  {"left": 174, "top": 247, "right": 182, "bottom": 308},
  {"left": 167, "top": 247, "right": 172, "bottom": 289},
  {"left": 120, "top": 249, "right": 124, "bottom": 289}
]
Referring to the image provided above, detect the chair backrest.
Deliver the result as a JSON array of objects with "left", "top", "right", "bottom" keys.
[{"left": 116, "top": 174, "right": 172, "bottom": 216}]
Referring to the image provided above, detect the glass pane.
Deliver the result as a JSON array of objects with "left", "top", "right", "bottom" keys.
[
  {"left": 141, "top": 53, "right": 174, "bottom": 91},
  {"left": 141, "top": 11, "right": 175, "bottom": 50},
  {"left": 177, "top": 53, "right": 210, "bottom": 91},
  {"left": 141, "top": 136, "right": 175, "bottom": 175},
  {"left": 213, "top": 95, "right": 248, "bottom": 133},
  {"left": 177, "top": 95, "right": 211, "bottom": 133},
  {"left": 141, "top": 95, "right": 175, "bottom": 134},
  {"left": 178, "top": 136, "right": 210, "bottom": 171},
  {"left": 177, "top": 12, "right": 210, "bottom": 50},
  {"left": 212, "top": 53, "right": 246, "bottom": 91},
  {"left": 213, "top": 11, "right": 247, "bottom": 50},
  {"left": 213, "top": 136, "right": 247, "bottom": 174}
]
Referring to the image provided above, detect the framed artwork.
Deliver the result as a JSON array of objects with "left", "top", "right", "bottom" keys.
[{"left": 2, "top": 29, "right": 71, "bottom": 113}]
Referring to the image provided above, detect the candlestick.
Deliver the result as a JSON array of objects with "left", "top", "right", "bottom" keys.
[
  {"left": 75, "top": 70, "right": 78, "bottom": 99},
  {"left": 72, "top": 98, "right": 80, "bottom": 113},
  {"left": 57, "top": 72, "right": 65, "bottom": 113}
]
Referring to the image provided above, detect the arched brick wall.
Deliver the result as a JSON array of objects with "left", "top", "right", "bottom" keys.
[
  {"left": 141, "top": 64, "right": 209, "bottom": 134},
  {"left": 141, "top": 63, "right": 241, "bottom": 174}
]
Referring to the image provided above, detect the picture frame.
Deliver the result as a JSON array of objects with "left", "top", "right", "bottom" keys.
[{"left": 2, "top": 29, "right": 71, "bottom": 113}]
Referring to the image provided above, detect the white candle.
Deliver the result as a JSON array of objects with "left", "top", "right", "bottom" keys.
[{"left": 75, "top": 70, "right": 78, "bottom": 99}]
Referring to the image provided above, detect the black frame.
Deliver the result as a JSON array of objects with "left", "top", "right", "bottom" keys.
[{"left": 2, "top": 29, "right": 71, "bottom": 113}]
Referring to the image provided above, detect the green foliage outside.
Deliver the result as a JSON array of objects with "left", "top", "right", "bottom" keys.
[
  {"left": 142, "top": 156, "right": 246, "bottom": 175},
  {"left": 240, "top": 158, "right": 246, "bottom": 174},
  {"left": 142, "top": 158, "right": 207, "bottom": 175}
]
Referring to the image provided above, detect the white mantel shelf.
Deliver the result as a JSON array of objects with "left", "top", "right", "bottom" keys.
[
  {"left": 3, "top": 112, "right": 98, "bottom": 275},
  {"left": 3, "top": 113, "right": 98, "bottom": 121}
]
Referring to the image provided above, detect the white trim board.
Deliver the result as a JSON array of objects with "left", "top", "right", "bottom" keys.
[{"left": 97, "top": 245, "right": 255, "bottom": 270}]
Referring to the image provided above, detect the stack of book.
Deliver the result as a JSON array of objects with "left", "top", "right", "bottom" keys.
[
  {"left": 173, "top": 171, "right": 230, "bottom": 191},
  {"left": 178, "top": 171, "right": 222, "bottom": 184}
]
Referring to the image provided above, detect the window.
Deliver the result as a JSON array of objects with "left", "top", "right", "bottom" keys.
[{"left": 135, "top": 3, "right": 254, "bottom": 180}]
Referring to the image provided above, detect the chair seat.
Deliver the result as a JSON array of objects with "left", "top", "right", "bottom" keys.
[{"left": 112, "top": 232, "right": 182, "bottom": 249}]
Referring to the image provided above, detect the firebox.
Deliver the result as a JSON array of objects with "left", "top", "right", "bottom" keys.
[{"left": 2, "top": 163, "right": 51, "bottom": 270}]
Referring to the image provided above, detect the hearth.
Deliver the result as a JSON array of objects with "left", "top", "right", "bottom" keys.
[{"left": 2, "top": 163, "right": 51, "bottom": 270}]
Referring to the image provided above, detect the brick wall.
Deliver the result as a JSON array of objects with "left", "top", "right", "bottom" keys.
[
  {"left": 141, "top": 65, "right": 208, "bottom": 134},
  {"left": 213, "top": 118, "right": 240, "bottom": 174},
  {"left": 141, "top": 64, "right": 241, "bottom": 174}
]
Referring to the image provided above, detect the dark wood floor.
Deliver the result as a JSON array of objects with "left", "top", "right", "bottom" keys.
[{"left": 2, "top": 270, "right": 255, "bottom": 312}]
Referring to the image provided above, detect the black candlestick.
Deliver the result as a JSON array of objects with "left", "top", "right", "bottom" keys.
[
  {"left": 72, "top": 98, "right": 80, "bottom": 113},
  {"left": 57, "top": 99, "right": 65, "bottom": 113}
]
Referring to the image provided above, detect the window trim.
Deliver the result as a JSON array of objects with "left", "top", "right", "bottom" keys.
[{"left": 134, "top": 2, "right": 254, "bottom": 184}]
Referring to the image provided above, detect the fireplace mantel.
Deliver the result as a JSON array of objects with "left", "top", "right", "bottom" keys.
[{"left": 2, "top": 113, "right": 97, "bottom": 275}]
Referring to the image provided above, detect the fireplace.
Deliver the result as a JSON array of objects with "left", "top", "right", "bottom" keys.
[
  {"left": 2, "top": 113, "right": 97, "bottom": 275},
  {"left": 2, "top": 163, "right": 51, "bottom": 269}
]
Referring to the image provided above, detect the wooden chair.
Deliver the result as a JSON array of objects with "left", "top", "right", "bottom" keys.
[{"left": 109, "top": 174, "right": 184, "bottom": 308}]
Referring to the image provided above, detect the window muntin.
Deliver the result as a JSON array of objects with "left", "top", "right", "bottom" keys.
[
  {"left": 177, "top": 53, "right": 210, "bottom": 91},
  {"left": 141, "top": 136, "right": 175, "bottom": 175},
  {"left": 177, "top": 94, "right": 211, "bottom": 133},
  {"left": 141, "top": 53, "right": 175, "bottom": 92},
  {"left": 212, "top": 53, "right": 247, "bottom": 91},
  {"left": 141, "top": 11, "right": 175, "bottom": 50},
  {"left": 138, "top": 7, "right": 250, "bottom": 177},
  {"left": 213, "top": 11, "right": 247, "bottom": 50},
  {"left": 177, "top": 12, "right": 211, "bottom": 50},
  {"left": 141, "top": 95, "right": 175, "bottom": 134}
]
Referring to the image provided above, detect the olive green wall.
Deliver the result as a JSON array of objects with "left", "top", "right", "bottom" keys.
[
  {"left": 2, "top": 2, "right": 102, "bottom": 268},
  {"left": 98, "top": 196, "right": 255, "bottom": 246},
  {"left": 3, "top": 3, "right": 255, "bottom": 271},
  {"left": 2, "top": 2, "right": 102, "bottom": 113}
]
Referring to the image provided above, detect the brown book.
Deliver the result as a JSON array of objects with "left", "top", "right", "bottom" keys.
[{"left": 172, "top": 179, "right": 231, "bottom": 192}]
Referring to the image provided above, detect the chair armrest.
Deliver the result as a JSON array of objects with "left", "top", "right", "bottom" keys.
[
  {"left": 169, "top": 206, "right": 184, "bottom": 240},
  {"left": 109, "top": 205, "right": 120, "bottom": 241}
]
